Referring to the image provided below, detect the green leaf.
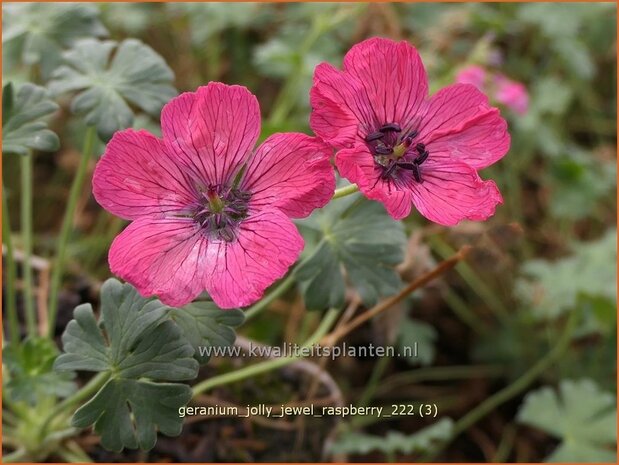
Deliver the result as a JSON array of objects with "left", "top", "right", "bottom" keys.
[
  {"left": 516, "top": 229, "right": 617, "bottom": 320},
  {"left": 48, "top": 38, "right": 176, "bottom": 141},
  {"left": 517, "top": 379, "right": 616, "bottom": 462},
  {"left": 296, "top": 197, "right": 406, "bottom": 310},
  {"left": 3, "top": 337, "right": 76, "bottom": 405},
  {"left": 2, "top": 3, "right": 107, "bottom": 78},
  {"left": 329, "top": 418, "right": 453, "bottom": 456},
  {"left": 2, "top": 82, "right": 60, "bottom": 155},
  {"left": 73, "top": 378, "right": 191, "bottom": 452},
  {"left": 55, "top": 279, "right": 199, "bottom": 451},
  {"left": 169, "top": 302, "right": 245, "bottom": 364},
  {"left": 397, "top": 317, "right": 437, "bottom": 366}
]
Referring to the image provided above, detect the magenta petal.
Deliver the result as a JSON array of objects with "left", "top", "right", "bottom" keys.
[
  {"left": 241, "top": 133, "right": 335, "bottom": 218},
  {"left": 108, "top": 217, "right": 208, "bottom": 307},
  {"left": 418, "top": 84, "right": 493, "bottom": 141},
  {"left": 425, "top": 108, "right": 510, "bottom": 170},
  {"left": 335, "top": 145, "right": 414, "bottom": 220},
  {"left": 342, "top": 37, "right": 428, "bottom": 128},
  {"left": 410, "top": 159, "right": 503, "bottom": 226},
  {"left": 204, "top": 210, "right": 303, "bottom": 309},
  {"left": 310, "top": 63, "right": 372, "bottom": 148},
  {"left": 160, "top": 82, "right": 260, "bottom": 185},
  {"left": 92, "top": 129, "right": 196, "bottom": 220}
]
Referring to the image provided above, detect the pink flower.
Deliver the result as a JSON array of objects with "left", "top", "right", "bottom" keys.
[
  {"left": 93, "top": 83, "right": 335, "bottom": 309},
  {"left": 494, "top": 74, "right": 529, "bottom": 115},
  {"left": 456, "top": 65, "right": 487, "bottom": 90},
  {"left": 310, "top": 37, "right": 510, "bottom": 225}
]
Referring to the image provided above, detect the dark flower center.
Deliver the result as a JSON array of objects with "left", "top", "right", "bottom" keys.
[
  {"left": 193, "top": 186, "right": 251, "bottom": 242},
  {"left": 364, "top": 123, "right": 430, "bottom": 183}
]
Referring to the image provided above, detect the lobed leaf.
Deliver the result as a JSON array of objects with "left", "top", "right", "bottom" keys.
[
  {"left": 169, "top": 301, "right": 245, "bottom": 365},
  {"left": 296, "top": 196, "right": 406, "bottom": 310},
  {"left": 517, "top": 379, "right": 617, "bottom": 462},
  {"left": 329, "top": 418, "right": 453, "bottom": 455},
  {"left": 2, "top": 2, "right": 107, "bottom": 78},
  {"left": 48, "top": 38, "right": 176, "bottom": 141},
  {"left": 55, "top": 279, "right": 199, "bottom": 451},
  {"left": 2, "top": 82, "right": 60, "bottom": 155}
]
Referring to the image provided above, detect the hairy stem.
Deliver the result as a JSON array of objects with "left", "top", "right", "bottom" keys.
[
  {"left": 48, "top": 126, "right": 97, "bottom": 337},
  {"left": 3, "top": 184, "right": 20, "bottom": 342},
  {"left": 20, "top": 154, "right": 36, "bottom": 337},
  {"left": 332, "top": 183, "right": 359, "bottom": 199},
  {"left": 192, "top": 307, "right": 341, "bottom": 396},
  {"left": 422, "top": 309, "right": 578, "bottom": 461}
]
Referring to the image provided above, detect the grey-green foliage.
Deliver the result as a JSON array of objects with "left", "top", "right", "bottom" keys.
[
  {"left": 166, "top": 3, "right": 264, "bottom": 44},
  {"left": 2, "top": 82, "right": 60, "bottom": 155},
  {"left": 296, "top": 196, "right": 406, "bottom": 310},
  {"left": 55, "top": 279, "right": 198, "bottom": 451},
  {"left": 516, "top": 229, "right": 617, "bottom": 320},
  {"left": 2, "top": 3, "right": 107, "bottom": 79},
  {"left": 518, "top": 379, "right": 617, "bottom": 462},
  {"left": 3, "top": 337, "right": 76, "bottom": 405},
  {"left": 48, "top": 38, "right": 176, "bottom": 141},
  {"left": 170, "top": 301, "right": 245, "bottom": 364},
  {"left": 329, "top": 418, "right": 453, "bottom": 456},
  {"left": 397, "top": 317, "right": 437, "bottom": 366},
  {"left": 54, "top": 279, "right": 244, "bottom": 451}
]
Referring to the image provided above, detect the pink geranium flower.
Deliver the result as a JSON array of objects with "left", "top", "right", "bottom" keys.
[
  {"left": 494, "top": 74, "right": 529, "bottom": 115},
  {"left": 93, "top": 83, "right": 335, "bottom": 308},
  {"left": 456, "top": 65, "right": 487, "bottom": 90},
  {"left": 311, "top": 38, "right": 510, "bottom": 225}
]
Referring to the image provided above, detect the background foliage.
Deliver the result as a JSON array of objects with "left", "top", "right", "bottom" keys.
[{"left": 2, "top": 2, "right": 617, "bottom": 463}]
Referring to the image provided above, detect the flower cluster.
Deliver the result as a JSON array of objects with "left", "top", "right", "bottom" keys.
[{"left": 94, "top": 37, "right": 510, "bottom": 309}]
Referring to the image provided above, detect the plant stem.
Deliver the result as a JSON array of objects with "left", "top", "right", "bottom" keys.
[
  {"left": 20, "top": 154, "right": 36, "bottom": 337},
  {"left": 244, "top": 273, "right": 296, "bottom": 321},
  {"left": 321, "top": 246, "right": 470, "bottom": 346},
  {"left": 421, "top": 309, "right": 578, "bottom": 461},
  {"left": 39, "top": 371, "right": 110, "bottom": 441},
  {"left": 192, "top": 307, "right": 340, "bottom": 396},
  {"left": 48, "top": 126, "right": 97, "bottom": 337},
  {"left": 332, "top": 183, "right": 359, "bottom": 199},
  {"left": 3, "top": 184, "right": 20, "bottom": 342}
]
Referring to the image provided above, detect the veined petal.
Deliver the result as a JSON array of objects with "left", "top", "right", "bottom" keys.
[
  {"left": 92, "top": 129, "right": 196, "bottom": 220},
  {"left": 310, "top": 63, "right": 374, "bottom": 148},
  {"left": 417, "top": 83, "right": 492, "bottom": 141},
  {"left": 204, "top": 209, "right": 304, "bottom": 308},
  {"left": 161, "top": 82, "right": 260, "bottom": 186},
  {"left": 310, "top": 37, "right": 429, "bottom": 148},
  {"left": 108, "top": 217, "right": 208, "bottom": 307},
  {"left": 342, "top": 37, "right": 428, "bottom": 131},
  {"left": 241, "top": 133, "right": 335, "bottom": 218},
  {"left": 425, "top": 108, "right": 510, "bottom": 170},
  {"left": 409, "top": 159, "right": 503, "bottom": 226}
]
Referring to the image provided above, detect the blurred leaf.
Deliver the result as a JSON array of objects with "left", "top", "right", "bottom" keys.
[
  {"left": 166, "top": 3, "right": 264, "bottom": 44},
  {"left": 532, "top": 77, "right": 573, "bottom": 116},
  {"left": 329, "top": 418, "right": 453, "bottom": 456},
  {"left": 3, "top": 337, "right": 76, "bottom": 405},
  {"left": 518, "top": 379, "right": 616, "bottom": 462},
  {"left": 169, "top": 302, "right": 244, "bottom": 365},
  {"left": 48, "top": 38, "right": 176, "bottom": 141},
  {"left": 548, "top": 151, "right": 616, "bottom": 220},
  {"left": 397, "top": 317, "right": 437, "bottom": 366},
  {"left": 2, "top": 3, "right": 107, "bottom": 78},
  {"left": 516, "top": 229, "right": 617, "bottom": 320},
  {"left": 2, "top": 82, "right": 60, "bottom": 155},
  {"left": 55, "top": 279, "right": 198, "bottom": 451},
  {"left": 296, "top": 197, "right": 406, "bottom": 310},
  {"left": 553, "top": 38, "right": 595, "bottom": 81}
]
